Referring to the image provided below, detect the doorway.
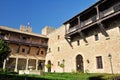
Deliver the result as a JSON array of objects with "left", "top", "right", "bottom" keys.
[{"left": 76, "top": 55, "right": 84, "bottom": 72}]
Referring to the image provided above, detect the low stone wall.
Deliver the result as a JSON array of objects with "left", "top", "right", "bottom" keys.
[{"left": 19, "top": 70, "right": 43, "bottom": 75}]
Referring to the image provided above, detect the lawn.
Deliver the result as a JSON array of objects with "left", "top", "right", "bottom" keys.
[{"left": 0, "top": 71, "right": 120, "bottom": 80}]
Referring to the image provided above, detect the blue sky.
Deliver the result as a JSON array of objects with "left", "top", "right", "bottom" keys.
[{"left": 0, "top": 0, "right": 98, "bottom": 34}]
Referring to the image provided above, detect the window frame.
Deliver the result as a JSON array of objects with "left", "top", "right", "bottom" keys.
[
  {"left": 96, "top": 56, "right": 103, "bottom": 69},
  {"left": 22, "top": 48, "right": 25, "bottom": 53},
  {"left": 58, "top": 35, "right": 60, "bottom": 40},
  {"left": 94, "top": 34, "right": 99, "bottom": 41},
  {"left": 77, "top": 40, "right": 80, "bottom": 46},
  {"left": 58, "top": 47, "right": 60, "bottom": 52}
]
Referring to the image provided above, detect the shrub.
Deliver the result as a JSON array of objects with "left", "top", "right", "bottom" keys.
[
  {"left": 45, "top": 64, "right": 51, "bottom": 69},
  {"left": 59, "top": 63, "right": 64, "bottom": 68}
]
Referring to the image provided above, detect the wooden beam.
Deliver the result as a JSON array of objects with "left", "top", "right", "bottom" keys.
[
  {"left": 97, "top": 22, "right": 109, "bottom": 37},
  {"left": 95, "top": 5, "right": 100, "bottom": 19},
  {"left": 78, "top": 31, "right": 88, "bottom": 43},
  {"left": 65, "top": 37, "right": 73, "bottom": 48},
  {"left": 77, "top": 16, "right": 81, "bottom": 28}
]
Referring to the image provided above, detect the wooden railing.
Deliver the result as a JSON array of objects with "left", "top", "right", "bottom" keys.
[
  {"left": 0, "top": 36, "right": 47, "bottom": 47},
  {"left": 67, "top": 2, "right": 120, "bottom": 34},
  {"left": 67, "top": 25, "right": 78, "bottom": 34}
]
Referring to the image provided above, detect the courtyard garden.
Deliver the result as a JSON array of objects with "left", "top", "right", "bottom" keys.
[{"left": 0, "top": 70, "right": 120, "bottom": 80}]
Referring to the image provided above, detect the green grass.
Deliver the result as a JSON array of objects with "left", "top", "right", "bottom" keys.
[{"left": 0, "top": 71, "right": 120, "bottom": 80}]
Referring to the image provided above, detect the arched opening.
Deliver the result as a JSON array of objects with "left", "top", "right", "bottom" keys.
[
  {"left": 48, "top": 60, "right": 51, "bottom": 72},
  {"left": 76, "top": 55, "right": 84, "bottom": 72}
]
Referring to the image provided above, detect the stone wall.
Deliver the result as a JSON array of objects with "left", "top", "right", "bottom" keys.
[{"left": 45, "top": 20, "right": 120, "bottom": 73}]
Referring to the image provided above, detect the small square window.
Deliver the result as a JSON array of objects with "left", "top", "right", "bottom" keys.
[
  {"left": 58, "top": 47, "right": 60, "bottom": 52},
  {"left": 95, "top": 34, "right": 99, "bottom": 41},
  {"left": 58, "top": 61, "right": 60, "bottom": 66},
  {"left": 41, "top": 40, "right": 44, "bottom": 43},
  {"left": 22, "top": 48, "right": 25, "bottom": 53},
  {"left": 58, "top": 35, "right": 60, "bottom": 40},
  {"left": 48, "top": 48, "right": 51, "bottom": 52},
  {"left": 77, "top": 40, "right": 80, "bottom": 46},
  {"left": 22, "top": 37, "right": 27, "bottom": 40},
  {"left": 41, "top": 51, "right": 44, "bottom": 55}
]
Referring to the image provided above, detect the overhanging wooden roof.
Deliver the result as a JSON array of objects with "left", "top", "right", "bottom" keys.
[
  {"left": 63, "top": 0, "right": 105, "bottom": 24},
  {"left": 0, "top": 26, "right": 48, "bottom": 39}
]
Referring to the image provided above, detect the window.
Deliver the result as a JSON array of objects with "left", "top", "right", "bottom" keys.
[
  {"left": 41, "top": 51, "right": 44, "bottom": 55},
  {"left": 58, "top": 47, "right": 60, "bottom": 52},
  {"left": 41, "top": 40, "right": 44, "bottom": 43},
  {"left": 48, "top": 48, "right": 51, "bottom": 52},
  {"left": 94, "top": 34, "right": 99, "bottom": 41},
  {"left": 0, "top": 33, "right": 5, "bottom": 38},
  {"left": 96, "top": 56, "right": 103, "bottom": 69},
  {"left": 0, "top": 33, "right": 5, "bottom": 36},
  {"left": 77, "top": 40, "right": 80, "bottom": 46},
  {"left": 58, "top": 61, "right": 60, "bottom": 66},
  {"left": 58, "top": 35, "right": 60, "bottom": 40},
  {"left": 37, "top": 52, "right": 39, "bottom": 55},
  {"left": 22, "top": 48, "right": 25, "bottom": 53},
  {"left": 22, "top": 37, "right": 27, "bottom": 41}
]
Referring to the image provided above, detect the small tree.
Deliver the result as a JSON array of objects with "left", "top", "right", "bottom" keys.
[
  {"left": 45, "top": 64, "right": 51, "bottom": 72},
  {"left": 59, "top": 63, "right": 64, "bottom": 68},
  {"left": 59, "top": 63, "right": 64, "bottom": 72},
  {"left": 0, "top": 39, "right": 11, "bottom": 63}
]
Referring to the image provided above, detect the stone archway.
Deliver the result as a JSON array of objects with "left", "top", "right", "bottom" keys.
[{"left": 76, "top": 54, "right": 84, "bottom": 72}]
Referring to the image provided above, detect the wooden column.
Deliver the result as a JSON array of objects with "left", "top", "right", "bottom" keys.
[
  {"left": 96, "top": 5, "right": 100, "bottom": 19},
  {"left": 65, "top": 23, "right": 70, "bottom": 34},
  {"left": 77, "top": 16, "right": 81, "bottom": 28}
]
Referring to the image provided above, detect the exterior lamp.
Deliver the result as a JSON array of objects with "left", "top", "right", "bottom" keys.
[
  {"left": 108, "top": 54, "right": 112, "bottom": 59},
  {"left": 6, "top": 57, "right": 9, "bottom": 61},
  {"left": 63, "top": 59, "right": 65, "bottom": 63},
  {"left": 62, "top": 59, "right": 65, "bottom": 73},
  {"left": 108, "top": 53, "right": 113, "bottom": 74}
]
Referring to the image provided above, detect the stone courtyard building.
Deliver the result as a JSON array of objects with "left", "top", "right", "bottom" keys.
[
  {"left": 44, "top": 0, "right": 120, "bottom": 73},
  {"left": 0, "top": 0, "right": 120, "bottom": 74},
  {"left": 0, "top": 25, "right": 48, "bottom": 72}
]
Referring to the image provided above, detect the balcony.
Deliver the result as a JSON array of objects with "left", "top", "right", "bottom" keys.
[
  {"left": 67, "top": 25, "right": 78, "bottom": 34},
  {"left": 81, "top": 15, "right": 97, "bottom": 27},
  {"left": 66, "top": 2, "right": 120, "bottom": 36},
  {"left": 0, "top": 36, "right": 47, "bottom": 47}
]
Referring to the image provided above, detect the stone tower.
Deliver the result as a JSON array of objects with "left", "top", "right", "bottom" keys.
[
  {"left": 20, "top": 22, "right": 32, "bottom": 32},
  {"left": 41, "top": 26, "right": 55, "bottom": 35}
]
